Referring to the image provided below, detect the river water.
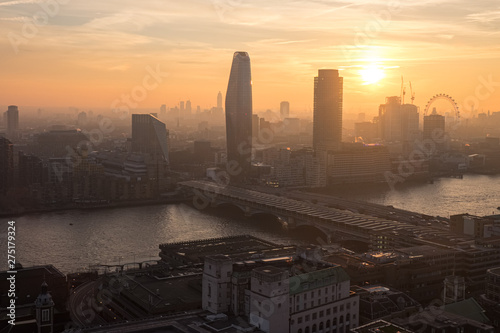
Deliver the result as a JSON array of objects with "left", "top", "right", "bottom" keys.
[{"left": 2, "top": 174, "right": 499, "bottom": 273}]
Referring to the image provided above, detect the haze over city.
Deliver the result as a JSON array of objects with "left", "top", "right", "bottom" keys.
[
  {"left": 2, "top": 1, "right": 500, "bottom": 333},
  {"left": 1, "top": 0, "right": 500, "bottom": 116}
]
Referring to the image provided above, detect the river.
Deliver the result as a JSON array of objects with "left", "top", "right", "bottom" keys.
[{"left": 2, "top": 174, "right": 499, "bottom": 273}]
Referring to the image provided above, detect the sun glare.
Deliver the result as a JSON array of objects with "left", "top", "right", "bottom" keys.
[{"left": 359, "top": 66, "right": 385, "bottom": 85}]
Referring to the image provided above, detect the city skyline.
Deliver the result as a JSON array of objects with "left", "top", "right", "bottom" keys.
[
  {"left": 2, "top": 2, "right": 500, "bottom": 332},
  {"left": 0, "top": 1, "right": 499, "bottom": 115}
]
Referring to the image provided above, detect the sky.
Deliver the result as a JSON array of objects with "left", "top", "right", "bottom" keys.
[{"left": 0, "top": 0, "right": 499, "bottom": 118}]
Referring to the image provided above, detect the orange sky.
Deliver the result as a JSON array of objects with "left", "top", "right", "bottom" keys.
[{"left": 1, "top": 0, "right": 500, "bottom": 118}]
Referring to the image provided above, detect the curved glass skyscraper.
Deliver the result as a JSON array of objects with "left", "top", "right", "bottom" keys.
[{"left": 225, "top": 52, "right": 253, "bottom": 183}]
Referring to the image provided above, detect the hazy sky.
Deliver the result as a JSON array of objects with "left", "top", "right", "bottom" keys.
[{"left": 1, "top": 0, "right": 499, "bottom": 117}]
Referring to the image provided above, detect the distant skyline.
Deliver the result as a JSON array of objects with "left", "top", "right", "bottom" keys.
[{"left": 1, "top": 0, "right": 500, "bottom": 117}]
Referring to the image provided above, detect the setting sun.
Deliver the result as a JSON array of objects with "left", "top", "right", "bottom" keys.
[{"left": 359, "top": 66, "right": 386, "bottom": 85}]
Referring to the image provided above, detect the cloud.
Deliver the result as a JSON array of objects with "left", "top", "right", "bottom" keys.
[
  {"left": 0, "top": 0, "right": 42, "bottom": 6},
  {"left": 467, "top": 10, "right": 500, "bottom": 23}
]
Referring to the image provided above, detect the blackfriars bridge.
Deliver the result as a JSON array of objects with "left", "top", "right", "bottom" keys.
[{"left": 179, "top": 180, "right": 469, "bottom": 250}]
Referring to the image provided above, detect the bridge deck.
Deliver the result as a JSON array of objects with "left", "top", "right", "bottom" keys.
[{"left": 180, "top": 180, "right": 473, "bottom": 246}]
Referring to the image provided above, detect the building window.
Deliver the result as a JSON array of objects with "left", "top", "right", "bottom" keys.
[
  {"left": 313, "top": 313, "right": 317, "bottom": 320},
  {"left": 340, "top": 304, "right": 344, "bottom": 311},
  {"left": 42, "top": 309, "right": 50, "bottom": 322},
  {"left": 327, "top": 309, "right": 331, "bottom": 315},
  {"left": 306, "top": 315, "right": 310, "bottom": 322},
  {"left": 298, "top": 317, "right": 303, "bottom": 324},
  {"left": 320, "top": 310, "right": 324, "bottom": 317}
]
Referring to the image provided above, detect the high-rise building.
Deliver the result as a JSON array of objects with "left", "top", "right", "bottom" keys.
[
  {"left": 217, "top": 91, "right": 223, "bottom": 110},
  {"left": 252, "top": 114, "right": 259, "bottom": 141},
  {"left": 378, "top": 97, "right": 419, "bottom": 143},
  {"left": 77, "top": 111, "right": 87, "bottom": 127},
  {"left": 179, "top": 101, "right": 185, "bottom": 115},
  {"left": 4, "top": 105, "right": 19, "bottom": 140},
  {"left": 225, "top": 51, "right": 253, "bottom": 182},
  {"left": 313, "top": 70, "right": 343, "bottom": 151},
  {"left": 131, "top": 114, "right": 169, "bottom": 163},
  {"left": 0, "top": 136, "right": 14, "bottom": 194},
  {"left": 423, "top": 108, "right": 446, "bottom": 151},
  {"left": 186, "top": 100, "right": 192, "bottom": 114},
  {"left": 280, "top": 101, "right": 290, "bottom": 119},
  {"left": 160, "top": 104, "right": 167, "bottom": 117}
]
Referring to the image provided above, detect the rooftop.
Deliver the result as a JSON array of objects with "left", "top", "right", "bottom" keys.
[{"left": 159, "top": 235, "right": 296, "bottom": 265}]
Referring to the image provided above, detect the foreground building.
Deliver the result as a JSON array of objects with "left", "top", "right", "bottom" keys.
[{"left": 202, "top": 251, "right": 359, "bottom": 333}]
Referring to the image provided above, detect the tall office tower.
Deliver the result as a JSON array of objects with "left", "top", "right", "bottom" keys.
[
  {"left": 379, "top": 96, "right": 419, "bottom": 143},
  {"left": 280, "top": 101, "right": 290, "bottom": 119},
  {"left": 131, "top": 114, "right": 169, "bottom": 163},
  {"left": 252, "top": 114, "right": 260, "bottom": 141},
  {"left": 424, "top": 108, "right": 446, "bottom": 151},
  {"left": 160, "top": 104, "right": 167, "bottom": 117},
  {"left": 77, "top": 111, "right": 87, "bottom": 126},
  {"left": 4, "top": 105, "right": 19, "bottom": 140},
  {"left": 186, "top": 100, "right": 192, "bottom": 114},
  {"left": 225, "top": 51, "right": 253, "bottom": 182},
  {"left": 180, "top": 101, "right": 185, "bottom": 115},
  {"left": 0, "top": 136, "right": 14, "bottom": 194},
  {"left": 313, "top": 70, "right": 343, "bottom": 151},
  {"left": 217, "top": 91, "right": 223, "bottom": 110}
]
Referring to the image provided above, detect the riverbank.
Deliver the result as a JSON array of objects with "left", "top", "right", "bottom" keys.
[{"left": 0, "top": 197, "right": 190, "bottom": 218}]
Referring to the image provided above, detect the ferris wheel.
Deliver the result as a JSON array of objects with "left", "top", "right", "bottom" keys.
[{"left": 423, "top": 93, "right": 460, "bottom": 121}]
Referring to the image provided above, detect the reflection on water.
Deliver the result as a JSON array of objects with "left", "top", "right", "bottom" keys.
[
  {"left": 324, "top": 174, "right": 500, "bottom": 217},
  {"left": 5, "top": 203, "right": 298, "bottom": 273},
  {"left": 3, "top": 174, "right": 499, "bottom": 273}
]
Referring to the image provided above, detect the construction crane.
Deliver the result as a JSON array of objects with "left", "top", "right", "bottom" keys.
[
  {"left": 400, "top": 76, "right": 406, "bottom": 104},
  {"left": 409, "top": 81, "right": 415, "bottom": 104}
]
